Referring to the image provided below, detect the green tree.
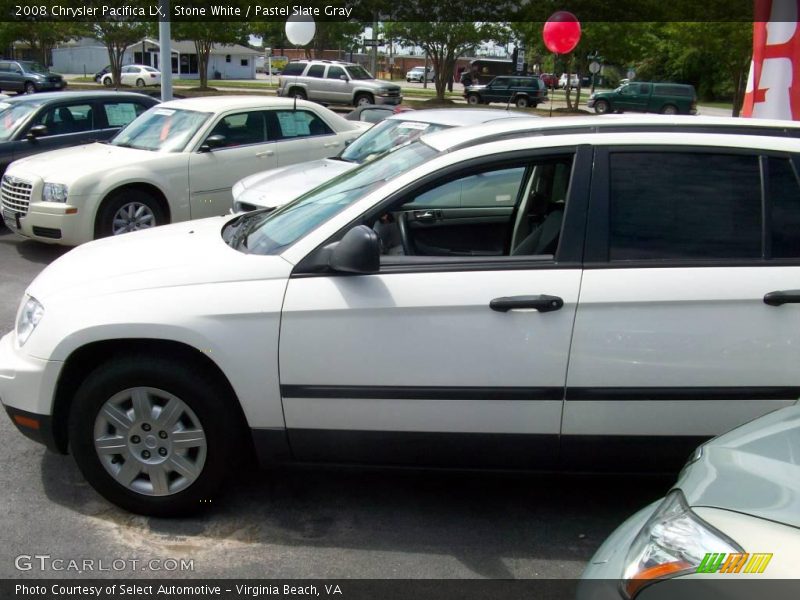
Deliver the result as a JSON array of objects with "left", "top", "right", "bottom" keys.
[
  {"left": 386, "top": 21, "right": 502, "bottom": 100},
  {"left": 93, "top": 22, "right": 152, "bottom": 87},
  {"left": 172, "top": 22, "right": 251, "bottom": 89},
  {"left": 0, "top": 22, "right": 88, "bottom": 66}
]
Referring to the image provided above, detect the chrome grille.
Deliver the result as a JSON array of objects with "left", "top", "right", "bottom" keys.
[{"left": 1, "top": 175, "right": 33, "bottom": 215}]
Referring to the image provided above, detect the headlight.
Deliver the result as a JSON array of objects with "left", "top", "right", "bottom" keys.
[
  {"left": 16, "top": 296, "right": 44, "bottom": 346},
  {"left": 621, "top": 490, "right": 743, "bottom": 599},
  {"left": 42, "top": 182, "right": 69, "bottom": 203}
]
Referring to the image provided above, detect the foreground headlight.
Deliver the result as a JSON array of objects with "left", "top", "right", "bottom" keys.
[
  {"left": 16, "top": 296, "right": 44, "bottom": 346},
  {"left": 621, "top": 490, "right": 743, "bottom": 599},
  {"left": 42, "top": 182, "right": 69, "bottom": 202}
]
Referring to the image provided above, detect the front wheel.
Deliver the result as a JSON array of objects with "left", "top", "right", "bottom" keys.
[
  {"left": 24, "top": 82, "right": 36, "bottom": 94},
  {"left": 354, "top": 93, "right": 374, "bottom": 107},
  {"left": 594, "top": 99, "right": 610, "bottom": 114},
  {"left": 467, "top": 94, "right": 481, "bottom": 105},
  {"left": 96, "top": 189, "right": 166, "bottom": 239},
  {"left": 68, "top": 357, "right": 241, "bottom": 516}
]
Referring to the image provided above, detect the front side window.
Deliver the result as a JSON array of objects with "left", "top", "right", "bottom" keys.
[
  {"left": 111, "top": 107, "right": 211, "bottom": 152},
  {"left": 345, "top": 65, "right": 373, "bottom": 80},
  {"left": 609, "top": 152, "right": 762, "bottom": 260},
  {"left": 327, "top": 66, "right": 346, "bottom": 80},
  {"left": 206, "top": 111, "right": 266, "bottom": 147},
  {"left": 237, "top": 141, "right": 439, "bottom": 254},
  {"left": 34, "top": 103, "right": 94, "bottom": 135}
]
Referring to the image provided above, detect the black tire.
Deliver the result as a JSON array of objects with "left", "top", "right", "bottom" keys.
[
  {"left": 289, "top": 87, "right": 306, "bottom": 100},
  {"left": 594, "top": 99, "right": 610, "bottom": 114},
  {"left": 136, "top": 78, "right": 145, "bottom": 88},
  {"left": 515, "top": 96, "right": 530, "bottom": 108},
  {"left": 24, "top": 81, "right": 36, "bottom": 94},
  {"left": 96, "top": 188, "right": 166, "bottom": 239},
  {"left": 661, "top": 104, "right": 678, "bottom": 115},
  {"left": 406, "top": 78, "right": 412, "bottom": 82},
  {"left": 102, "top": 77, "right": 113, "bottom": 87},
  {"left": 68, "top": 355, "right": 242, "bottom": 516},
  {"left": 354, "top": 93, "right": 374, "bottom": 107},
  {"left": 467, "top": 94, "right": 481, "bottom": 105}
]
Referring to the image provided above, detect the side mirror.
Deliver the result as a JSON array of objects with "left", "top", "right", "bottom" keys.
[
  {"left": 199, "top": 134, "right": 226, "bottom": 152},
  {"left": 339, "top": 75, "right": 348, "bottom": 81},
  {"left": 329, "top": 225, "right": 380, "bottom": 274},
  {"left": 26, "top": 125, "right": 48, "bottom": 140}
]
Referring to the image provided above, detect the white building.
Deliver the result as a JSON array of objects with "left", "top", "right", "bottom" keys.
[{"left": 52, "top": 38, "right": 260, "bottom": 80}]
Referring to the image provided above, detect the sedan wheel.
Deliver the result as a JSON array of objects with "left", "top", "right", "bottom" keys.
[
  {"left": 24, "top": 82, "right": 36, "bottom": 94},
  {"left": 112, "top": 201, "right": 157, "bottom": 235},
  {"left": 94, "top": 387, "right": 207, "bottom": 497},
  {"left": 102, "top": 77, "right": 113, "bottom": 87},
  {"left": 594, "top": 99, "right": 610, "bottom": 114},
  {"left": 467, "top": 94, "right": 480, "bottom": 105},
  {"left": 136, "top": 78, "right": 145, "bottom": 88}
]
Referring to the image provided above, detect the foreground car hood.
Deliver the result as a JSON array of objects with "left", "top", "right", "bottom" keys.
[
  {"left": 235, "top": 158, "right": 356, "bottom": 209},
  {"left": 679, "top": 404, "right": 800, "bottom": 529},
  {"left": 8, "top": 143, "right": 162, "bottom": 184},
  {"left": 27, "top": 218, "right": 290, "bottom": 303}
]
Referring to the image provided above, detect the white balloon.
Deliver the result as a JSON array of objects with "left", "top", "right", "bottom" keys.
[{"left": 285, "top": 16, "right": 316, "bottom": 46}]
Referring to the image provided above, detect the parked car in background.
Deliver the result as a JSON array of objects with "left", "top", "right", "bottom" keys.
[
  {"left": 406, "top": 66, "right": 435, "bottom": 83},
  {"left": 558, "top": 73, "right": 580, "bottom": 89},
  {"left": 0, "top": 91, "right": 158, "bottom": 180},
  {"left": 1, "top": 96, "right": 367, "bottom": 244},
  {"left": 0, "top": 61, "right": 66, "bottom": 94},
  {"left": 464, "top": 75, "right": 548, "bottom": 108},
  {"left": 94, "top": 65, "right": 111, "bottom": 83},
  {"left": 539, "top": 73, "right": 558, "bottom": 88},
  {"left": 580, "top": 404, "right": 800, "bottom": 598},
  {"left": 232, "top": 108, "right": 530, "bottom": 212},
  {"left": 4, "top": 127, "right": 800, "bottom": 515},
  {"left": 588, "top": 82, "right": 698, "bottom": 115},
  {"left": 278, "top": 60, "right": 402, "bottom": 107},
  {"left": 101, "top": 65, "right": 161, "bottom": 88},
  {"left": 460, "top": 58, "right": 515, "bottom": 86}
]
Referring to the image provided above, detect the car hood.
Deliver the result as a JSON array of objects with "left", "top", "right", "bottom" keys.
[
  {"left": 8, "top": 143, "right": 163, "bottom": 186},
  {"left": 678, "top": 403, "right": 800, "bottom": 529},
  {"left": 234, "top": 158, "right": 357, "bottom": 210},
  {"left": 27, "top": 217, "right": 291, "bottom": 303}
]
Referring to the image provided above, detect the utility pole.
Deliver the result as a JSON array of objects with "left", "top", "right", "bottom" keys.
[
  {"left": 370, "top": 14, "right": 378, "bottom": 75},
  {"left": 158, "top": 0, "right": 172, "bottom": 101}
]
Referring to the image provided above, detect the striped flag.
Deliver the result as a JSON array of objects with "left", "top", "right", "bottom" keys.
[{"left": 742, "top": 0, "right": 800, "bottom": 119}]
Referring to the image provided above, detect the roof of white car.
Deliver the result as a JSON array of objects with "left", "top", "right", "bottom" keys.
[
  {"left": 157, "top": 95, "right": 320, "bottom": 113},
  {"left": 388, "top": 108, "right": 533, "bottom": 128},
  {"left": 421, "top": 114, "right": 800, "bottom": 152}
]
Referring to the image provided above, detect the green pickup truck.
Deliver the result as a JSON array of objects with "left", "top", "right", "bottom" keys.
[{"left": 588, "top": 82, "right": 697, "bottom": 115}]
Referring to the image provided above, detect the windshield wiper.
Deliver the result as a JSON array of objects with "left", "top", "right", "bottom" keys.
[{"left": 226, "top": 209, "right": 273, "bottom": 250}]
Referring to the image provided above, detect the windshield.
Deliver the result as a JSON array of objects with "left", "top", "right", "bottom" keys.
[
  {"left": 0, "top": 102, "right": 37, "bottom": 142},
  {"left": 111, "top": 107, "right": 210, "bottom": 152},
  {"left": 22, "top": 62, "right": 49, "bottom": 74},
  {"left": 346, "top": 65, "right": 373, "bottom": 80},
  {"left": 340, "top": 119, "right": 449, "bottom": 163},
  {"left": 238, "top": 141, "right": 439, "bottom": 255}
]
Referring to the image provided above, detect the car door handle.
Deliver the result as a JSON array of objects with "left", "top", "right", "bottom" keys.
[
  {"left": 763, "top": 290, "right": 800, "bottom": 306},
  {"left": 256, "top": 150, "right": 274, "bottom": 157},
  {"left": 489, "top": 295, "right": 564, "bottom": 313},
  {"left": 323, "top": 142, "right": 339, "bottom": 148}
]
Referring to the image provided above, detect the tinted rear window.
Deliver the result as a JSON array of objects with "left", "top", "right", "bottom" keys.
[
  {"left": 281, "top": 63, "right": 306, "bottom": 76},
  {"left": 655, "top": 85, "right": 694, "bottom": 97}
]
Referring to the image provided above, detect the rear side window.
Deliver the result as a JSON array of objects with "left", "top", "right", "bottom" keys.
[
  {"left": 609, "top": 152, "right": 762, "bottom": 260},
  {"left": 770, "top": 157, "right": 800, "bottom": 258},
  {"left": 270, "top": 110, "right": 332, "bottom": 140},
  {"left": 656, "top": 85, "right": 693, "bottom": 97},
  {"left": 307, "top": 65, "right": 325, "bottom": 78},
  {"left": 34, "top": 103, "right": 95, "bottom": 135},
  {"left": 103, "top": 101, "right": 148, "bottom": 127},
  {"left": 281, "top": 63, "right": 306, "bottom": 76}
]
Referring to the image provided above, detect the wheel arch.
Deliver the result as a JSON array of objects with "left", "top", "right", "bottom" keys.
[
  {"left": 94, "top": 182, "right": 171, "bottom": 238},
  {"left": 51, "top": 338, "right": 252, "bottom": 457}
]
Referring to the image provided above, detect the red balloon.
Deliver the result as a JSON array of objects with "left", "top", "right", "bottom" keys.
[{"left": 542, "top": 11, "right": 582, "bottom": 55}]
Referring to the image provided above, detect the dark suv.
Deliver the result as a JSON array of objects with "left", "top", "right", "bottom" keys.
[
  {"left": 0, "top": 61, "right": 66, "bottom": 94},
  {"left": 464, "top": 76, "right": 547, "bottom": 108}
]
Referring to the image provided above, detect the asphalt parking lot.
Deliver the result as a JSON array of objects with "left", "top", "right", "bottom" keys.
[{"left": 0, "top": 221, "right": 673, "bottom": 580}]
